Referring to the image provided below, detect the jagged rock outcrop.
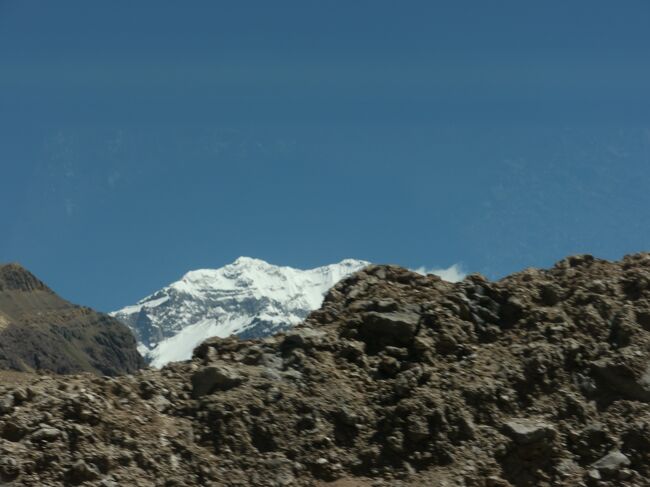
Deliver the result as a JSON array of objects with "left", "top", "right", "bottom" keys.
[
  {"left": 0, "top": 263, "right": 143, "bottom": 376},
  {"left": 2, "top": 254, "right": 650, "bottom": 486}
]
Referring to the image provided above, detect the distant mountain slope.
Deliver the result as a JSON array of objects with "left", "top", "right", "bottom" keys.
[
  {"left": 111, "top": 257, "right": 369, "bottom": 366},
  {"left": 0, "top": 263, "right": 143, "bottom": 375}
]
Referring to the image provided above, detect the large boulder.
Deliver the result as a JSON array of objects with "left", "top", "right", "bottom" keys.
[
  {"left": 503, "top": 419, "right": 557, "bottom": 445},
  {"left": 191, "top": 365, "right": 246, "bottom": 397},
  {"left": 591, "top": 358, "right": 650, "bottom": 402},
  {"left": 358, "top": 310, "right": 420, "bottom": 350},
  {"left": 591, "top": 450, "right": 631, "bottom": 476}
]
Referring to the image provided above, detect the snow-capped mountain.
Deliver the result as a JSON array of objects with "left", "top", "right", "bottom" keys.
[{"left": 110, "top": 257, "right": 369, "bottom": 367}]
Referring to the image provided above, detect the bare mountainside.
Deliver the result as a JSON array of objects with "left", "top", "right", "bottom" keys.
[
  {"left": 0, "top": 264, "right": 143, "bottom": 376},
  {"left": 1, "top": 255, "right": 650, "bottom": 485}
]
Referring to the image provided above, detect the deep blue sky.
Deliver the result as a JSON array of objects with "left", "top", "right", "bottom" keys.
[{"left": 1, "top": 1, "right": 650, "bottom": 311}]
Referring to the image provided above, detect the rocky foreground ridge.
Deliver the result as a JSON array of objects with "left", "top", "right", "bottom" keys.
[{"left": 2, "top": 254, "right": 650, "bottom": 485}]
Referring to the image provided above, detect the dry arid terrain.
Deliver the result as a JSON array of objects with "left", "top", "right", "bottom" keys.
[
  {"left": 0, "top": 264, "right": 143, "bottom": 376},
  {"left": 2, "top": 254, "right": 650, "bottom": 486}
]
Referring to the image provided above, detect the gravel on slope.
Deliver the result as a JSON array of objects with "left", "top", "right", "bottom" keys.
[{"left": 2, "top": 254, "right": 650, "bottom": 486}]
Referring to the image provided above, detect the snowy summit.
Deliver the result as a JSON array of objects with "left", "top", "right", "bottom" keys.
[{"left": 110, "top": 257, "right": 369, "bottom": 367}]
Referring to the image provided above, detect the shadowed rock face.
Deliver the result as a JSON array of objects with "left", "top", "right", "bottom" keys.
[
  {"left": 0, "top": 263, "right": 143, "bottom": 376},
  {"left": 2, "top": 255, "right": 650, "bottom": 486}
]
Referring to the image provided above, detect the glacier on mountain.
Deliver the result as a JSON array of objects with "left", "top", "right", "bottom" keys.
[{"left": 110, "top": 257, "right": 369, "bottom": 367}]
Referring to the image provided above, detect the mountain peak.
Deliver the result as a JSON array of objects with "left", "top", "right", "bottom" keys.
[
  {"left": 0, "top": 263, "right": 50, "bottom": 293},
  {"left": 231, "top": 256, "right": 267, "bottom": 266},
  {"left": 111, "top": 258, "right": 369, "bottom": 366},
  {"left": 0, "top": 264, "right": 143, "bottom": 375},
  {"left": 336, "top": 258, "right": 371, "bottom": 267}
]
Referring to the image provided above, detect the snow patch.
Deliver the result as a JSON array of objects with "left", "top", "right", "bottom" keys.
[
  {"left": 414, "top": 263, "right": 466, "bottom": 283},
  {"left": 112, "top": 257, "right": 369, "bottom": 367}
]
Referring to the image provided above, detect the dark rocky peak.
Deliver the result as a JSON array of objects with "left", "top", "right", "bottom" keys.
[
  {"left": 0, "top": 264, "right": 143, "bottom": 376},
  {"left": 0, "top": 263, "right": 50, "bottom": 293}
]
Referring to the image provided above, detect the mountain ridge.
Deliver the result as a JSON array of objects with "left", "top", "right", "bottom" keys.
[
  {"left": 0, "top": 263, "right": 49, "bottom": 292},
  {"left": 0, "top": 263, "right": 143, "bottom": 375},
  {"left": 111, "top": 257, "right": 370, "bottom": 366}
]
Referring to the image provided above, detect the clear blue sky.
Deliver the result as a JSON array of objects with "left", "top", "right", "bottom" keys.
[{"left": 1, "top": 1, "right": 649, "bottom": 311}]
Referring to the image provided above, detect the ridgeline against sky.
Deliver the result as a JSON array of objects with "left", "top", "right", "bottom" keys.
[{"left": 1, "top": 1, "right": 649, "bottom": 311}]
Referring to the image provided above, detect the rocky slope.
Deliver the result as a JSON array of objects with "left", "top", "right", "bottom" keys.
[
  {"left": 2, "top": 254, "right": 650, "bottom": 486},
  {"left": 111, "top": 257, "right": 369, "bottom": 367},
  {"left": 0, "top": 264, "right": 143, "bottom": 376}
]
